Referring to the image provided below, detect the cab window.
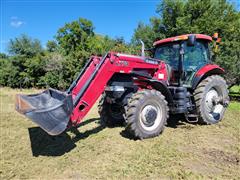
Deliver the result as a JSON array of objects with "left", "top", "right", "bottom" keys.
[
  {"left": 184, "top": 41, "right": 209, "bottom": 70},
  {"left": 183, "top": 41, "right": 210, "bottom": 86},
  {"left": 154, "top": 43, "right": 180, "bottom": 69}
]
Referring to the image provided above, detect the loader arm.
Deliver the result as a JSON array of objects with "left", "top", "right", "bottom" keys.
[{"left": 69, "top": 52, "right": 162, "bottom": 125}]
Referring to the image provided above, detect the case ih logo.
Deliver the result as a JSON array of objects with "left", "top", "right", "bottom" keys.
[{"left": 116, "top": 60, "right": 129, "bottom": 66}]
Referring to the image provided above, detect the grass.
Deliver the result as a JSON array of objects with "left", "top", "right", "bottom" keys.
[
  {"left": 0, "top": 87, "right": 240, "bottom": 179},
  {"left": 229, "top": 85, "right": 240, "bottom": 100},
  {"left": 230, "top": 85, "right": 240, "bottom": 93}
]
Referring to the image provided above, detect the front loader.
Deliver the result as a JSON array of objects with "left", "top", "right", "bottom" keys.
[{"left": 16, "top": 34, "right": 229, "bottom": 139}]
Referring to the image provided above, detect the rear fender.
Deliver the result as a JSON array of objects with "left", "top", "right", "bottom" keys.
[{"left": 192, "top": 64, "right": 225, "bottom": 89}]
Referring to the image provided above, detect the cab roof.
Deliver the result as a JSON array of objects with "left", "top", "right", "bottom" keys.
[{"left": 153, "top": 34, "right": 212, "bottom": 46}]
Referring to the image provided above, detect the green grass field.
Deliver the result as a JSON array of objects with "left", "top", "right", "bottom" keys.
[
  {"left": 1, "top": 87, "right": 239, "bottom": 179},
  {"left": 230, "top": 86, "right": 240, "bottom": 100},
  {"left": 230, "top": 85, "right": 240, "bottom": 93}
]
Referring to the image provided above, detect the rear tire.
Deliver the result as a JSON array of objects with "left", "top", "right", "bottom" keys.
[
  {"left": 194, "top": 75, "right": 229, "bottom": 124},
  {"left": 125, "top": 89, "right": 169, "bottom": 139},
  {"left": 98, "top": 94, "right": 125, "bottom": 127}
]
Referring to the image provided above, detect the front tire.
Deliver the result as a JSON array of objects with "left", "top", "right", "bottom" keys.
[
  {"left": 125, "top": 89, "right": 169, "bottom": 139},
  {"left": 194, "top": 75, "right": 229, "bottom": 124},
  {"left": 98, "top": 94, "right": 125, "bottom": 127}
]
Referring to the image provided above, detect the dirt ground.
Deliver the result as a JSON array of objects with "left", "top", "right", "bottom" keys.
[{"left": 0, "top": 87, "right": 239, "bottom": 179}]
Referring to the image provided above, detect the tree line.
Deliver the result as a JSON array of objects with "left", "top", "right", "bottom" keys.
[{"left": 1, "top": 0, "right": 239, "bottom": 89}]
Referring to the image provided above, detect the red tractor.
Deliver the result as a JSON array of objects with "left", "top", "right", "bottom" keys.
[{"left": 16, "top": 34, "right": 229, "bottom": 139}]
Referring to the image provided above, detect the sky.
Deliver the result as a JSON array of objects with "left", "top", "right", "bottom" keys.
[
  {"left": 1, "top": 0, "right": 160, "bottom": 53},
  {"left": 1, "top": 0, "right": 240, "bottom": 54}
]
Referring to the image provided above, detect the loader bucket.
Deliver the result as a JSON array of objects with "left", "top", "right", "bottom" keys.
[{"left": 15, "top": 88, "right": 73, "bottom": 135}]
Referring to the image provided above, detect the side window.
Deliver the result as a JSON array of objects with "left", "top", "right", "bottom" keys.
[{"left": 154, "top": 44, "right": 180, "bottom": 69}]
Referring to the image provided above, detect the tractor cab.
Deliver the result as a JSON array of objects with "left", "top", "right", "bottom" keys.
[{"left": 153, "top": 34, "right": 212, "bottom": 87}]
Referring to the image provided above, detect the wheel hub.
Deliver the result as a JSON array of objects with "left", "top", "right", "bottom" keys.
[
  {"left": 143, "top": 107, "right": 158, "bottom": 127},
  {"left": 205, "top": 88, "right": 224, "bottom": 118},
  {"left": 205, "top": 89, "right": 219, "bottom": 110},
  {"left": 140, "top": 105, "right": 162, "bottom": 131}
]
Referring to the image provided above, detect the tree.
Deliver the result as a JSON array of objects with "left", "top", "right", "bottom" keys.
[
  {"left": 54, "top": 18, "right": 96, "bottom": 86},
  {"left": 132, "top": 19, "right": 165, "bottom": 50},
  {"left": 56, "top": 18, "right": 94, "bottom": 58},
  {"left": 8, "top": 34, "right": 43, "bottom": 58},
  {"left": 54, "top": 18, "right": 135, "bottom": 88},
  {"left": 0, "top": 56, "right": 23, "bottom": 88},
  {"left": 46, "top": 40, "right": 58, "bottom": 52},
  {"left": 0, "top": 53, "right": 8, "bottom": 59},
  {"left": 3, "top": 35, "right": 46, "bottom": 88},
  {"left": 38, "top": 52, "right": 66, "bottom": 89}
]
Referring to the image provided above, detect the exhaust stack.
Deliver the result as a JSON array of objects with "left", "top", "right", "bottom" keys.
[{"left": 140, "top": 40, "right": 145, "bottom": 57}]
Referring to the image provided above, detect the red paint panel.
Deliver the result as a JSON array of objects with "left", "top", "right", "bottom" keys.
[{"left": 195, "top": 64, "right": 224, "bottom": 77}]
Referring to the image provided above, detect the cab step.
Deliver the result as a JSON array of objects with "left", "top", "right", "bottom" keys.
[{"left": 185, "top": 114, "right": 199, "bottom": 123}]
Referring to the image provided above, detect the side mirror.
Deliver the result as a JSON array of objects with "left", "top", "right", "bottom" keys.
[{"left": 187, "top": 34, "right": 196, "bottom": 46}]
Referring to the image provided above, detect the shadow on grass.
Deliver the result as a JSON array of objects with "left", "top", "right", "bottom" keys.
[
  {"left": 120, "top": 129, "right": 138, "bottom": 140},
  {"left": 166, "top": 114, "right": 187, "bottom": 128},
  {"left": 28, "top": 118, "right": 104, "bottom": 157}
]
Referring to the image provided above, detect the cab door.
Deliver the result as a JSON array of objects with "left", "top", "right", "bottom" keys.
[{"left": 183, "top": 41, "right": 210, "bottom": 86}]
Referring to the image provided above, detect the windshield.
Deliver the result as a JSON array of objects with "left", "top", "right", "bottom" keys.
[
  {"left": 154, "top": 41, "right": 210, "bottom": 69},
  {"left": 154, "top": 43, "right": 180, "bottom": 69}
]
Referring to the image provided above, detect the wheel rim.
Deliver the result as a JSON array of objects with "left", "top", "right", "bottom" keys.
[
  {"left": 205, "top": 87, "right": 224, "bottom": 120},
  {"left": 140, "top": 104, "right": 162, "bottom": 131}
]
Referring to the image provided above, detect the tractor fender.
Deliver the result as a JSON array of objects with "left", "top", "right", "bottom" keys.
[
  {"left": 145, "top": 79, "right": 174, "bottom": 105},
  {"left": 192, "top": 64, "right": 225, "bottom": 89}
]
